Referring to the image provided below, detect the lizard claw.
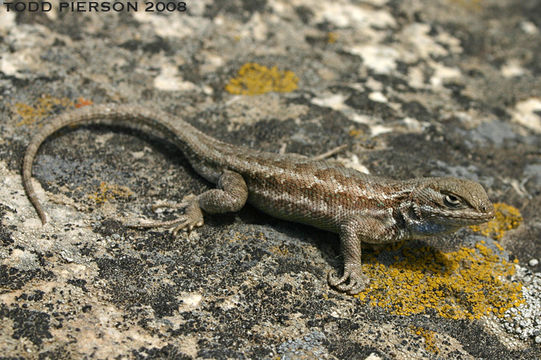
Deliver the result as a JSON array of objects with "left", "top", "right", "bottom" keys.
[
  {"left": 171, "top": 217, "right": 204, "bottom": 237},
  {"left": 327, "top": 264, "right": 368, "bottom": 295}
]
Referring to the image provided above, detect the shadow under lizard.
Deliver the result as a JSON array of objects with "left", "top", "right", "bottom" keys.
[{"left": 22, "top": 104, "right": 495, "bottom": 294}]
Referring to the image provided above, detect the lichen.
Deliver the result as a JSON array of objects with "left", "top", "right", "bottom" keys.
[
  {"left": 470, "top": 203, "right": 523, "bottom": 240},
  {"left": 348, "top": 129, "right": 364, "bottom": 137},
  {"left": 15, "top": 95, "right": 74, "bottom": 126},
  {"left": 355, "top": 240, "right": 524, "bottom": 320},
  {"left": 88, "top": 182, "right": 133, "bottom": 205},
  {"left": 225, "top": 63, "right": 298, "bottom": 95},
  {"left": 327, "top": 32, "right": 338, "bottom": 44},
  {"left": 74, "top": 97, "right": 93, "bottom": 108},
  {"left": 15, "top": 96, "right": 93, "bottom": 126},
  {"left": 269, "top": 245, "right": 289, "bottom": 256},
  {"left": 412, "top": 326, "right": 439, "bottom": 354}
]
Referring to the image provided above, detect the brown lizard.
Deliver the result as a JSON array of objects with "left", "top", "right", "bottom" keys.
[{"left": 22, "top": 104, "right": 495, "bottom": 294}]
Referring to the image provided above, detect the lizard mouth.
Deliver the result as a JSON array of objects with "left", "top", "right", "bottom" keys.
[
  {"left": 469, "top": 213, "right": 494, "bottom": 224},
  {"left": 449, "top": 210, "right": 495, "bottom": 224},
  {"left": 476, "top": 206, "right": 496, "bottom": 222},
  {"left": 427, "top": 207, "right": 495, "bottom": 224}
]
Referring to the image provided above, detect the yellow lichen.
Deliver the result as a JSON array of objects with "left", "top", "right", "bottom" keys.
[
  {"left": 411, "top": 326, "right": 439, "bottom": 354},
  {"left": 15, "top": 95, "right": 74, "bottom": 126},
  {"left": 88, "top": 182, "right": 133, "bottom": 205},
  {"left": 348, "top": 129, "right": 364, "bottom": 137},
  {"left": 269, "top": 245, "right": 289, "bottom": 256},
  {"left": 355, "top": 241, "right": 523, "bottom": 320},
  {"left": 470, "top": 203, "right": 522, "bottom": 240},
  {"left": 225, "top": 63, "right": 298, "bottom": 95},
  {"left": 14, "top": 96, "right": 93, "bottom": 126},
  {"left": 327, "top": 32, "right": 338, "bottom": 44}
]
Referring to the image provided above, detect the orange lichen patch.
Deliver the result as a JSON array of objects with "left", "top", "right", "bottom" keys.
[
  {"left": 225, "top": 63, "right": 298, "bottom": 95},
  {"left": 75, "top": 97, "right": 93, "bottom": 108},
  {"left": 15, "top": 95, "right": 74, "bottom": 126},
  {"left": 88, "top": 182, "right": 133, "bottom": 205},
  {"left": 470, "top": 203, "right": 522, "bottom": 240},
  {"left": 411, "top": 326, "right": 439, "bottom": 354},
  {"left": 355, "top": 241, "right": 524, "bottom": 320}
]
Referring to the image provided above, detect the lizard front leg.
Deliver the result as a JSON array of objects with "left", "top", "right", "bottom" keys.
[
  {"left": 131, "top": 170, "right": 248, "bottom": 235},
  {"left": 328, "top": 217, "right": 368, "bottom": 294},
  {"left": 328, "top": 216, "right": 392, "bottom": 294}
]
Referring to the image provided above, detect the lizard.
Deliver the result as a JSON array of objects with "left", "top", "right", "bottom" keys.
[{"left": 21, "top": 103, "right": 495, "bottom": 294}]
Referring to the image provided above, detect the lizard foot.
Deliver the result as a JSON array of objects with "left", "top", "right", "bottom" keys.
[
  {"left": 128, "top": 195, "right": 204, "bottom": 236},
  {"left": 327, "top": 264, "right": 369, "bottom": 295}
]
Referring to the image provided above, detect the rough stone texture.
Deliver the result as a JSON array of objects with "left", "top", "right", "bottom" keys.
[{"left": 0, "top": 0, "right": 540, "bottom": 358}]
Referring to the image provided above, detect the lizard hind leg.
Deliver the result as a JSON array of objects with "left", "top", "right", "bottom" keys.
[
  {"left": 128, "top": 170, "right": 248, "bottom": 236},
  {"left": 128, "top": 194, "right": 204, "bottom": 236}
]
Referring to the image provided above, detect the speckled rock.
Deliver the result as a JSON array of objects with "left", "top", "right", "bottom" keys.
[{"left": 1, "top": 0, "right": 540, "bottom": 358}]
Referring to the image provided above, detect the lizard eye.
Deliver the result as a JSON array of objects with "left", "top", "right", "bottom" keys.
[{"left": 444, "top": 194, "right": 461, "bottom": 207}]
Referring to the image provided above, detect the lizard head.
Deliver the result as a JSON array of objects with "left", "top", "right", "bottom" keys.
[{"left": 411, "top": 177, "right": 495, "bottom": 228}]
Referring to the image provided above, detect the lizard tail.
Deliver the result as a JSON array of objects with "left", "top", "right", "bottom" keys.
[
  {"left": 23, "top": 141, "right": 48, "bottom": 224},
  {"left": 21, "top": 103, "right": 205, "bottom": 225}
]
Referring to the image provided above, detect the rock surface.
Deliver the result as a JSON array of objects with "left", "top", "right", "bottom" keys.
[{"left": 0, "top": 0, "right": 540, "bottom": 358}]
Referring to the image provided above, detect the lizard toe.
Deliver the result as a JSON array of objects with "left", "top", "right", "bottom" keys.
[
  {"left": 327, "top": 268, "right": 368, "bottom": 294},
  {"left": 128, "top": 194, "right": 204, "bottom": 236},
  {"left": 171, "top": 219, "right": 190, "bottom": 237},
  {"left": 327, "top": 270, "right": 348, "bottom": 287},
  {"left": 170, "top": 215, "right": 204, "bottom": 236},
  {"left": 346, "top": 274, "right": 369, "bottom": 294}
]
